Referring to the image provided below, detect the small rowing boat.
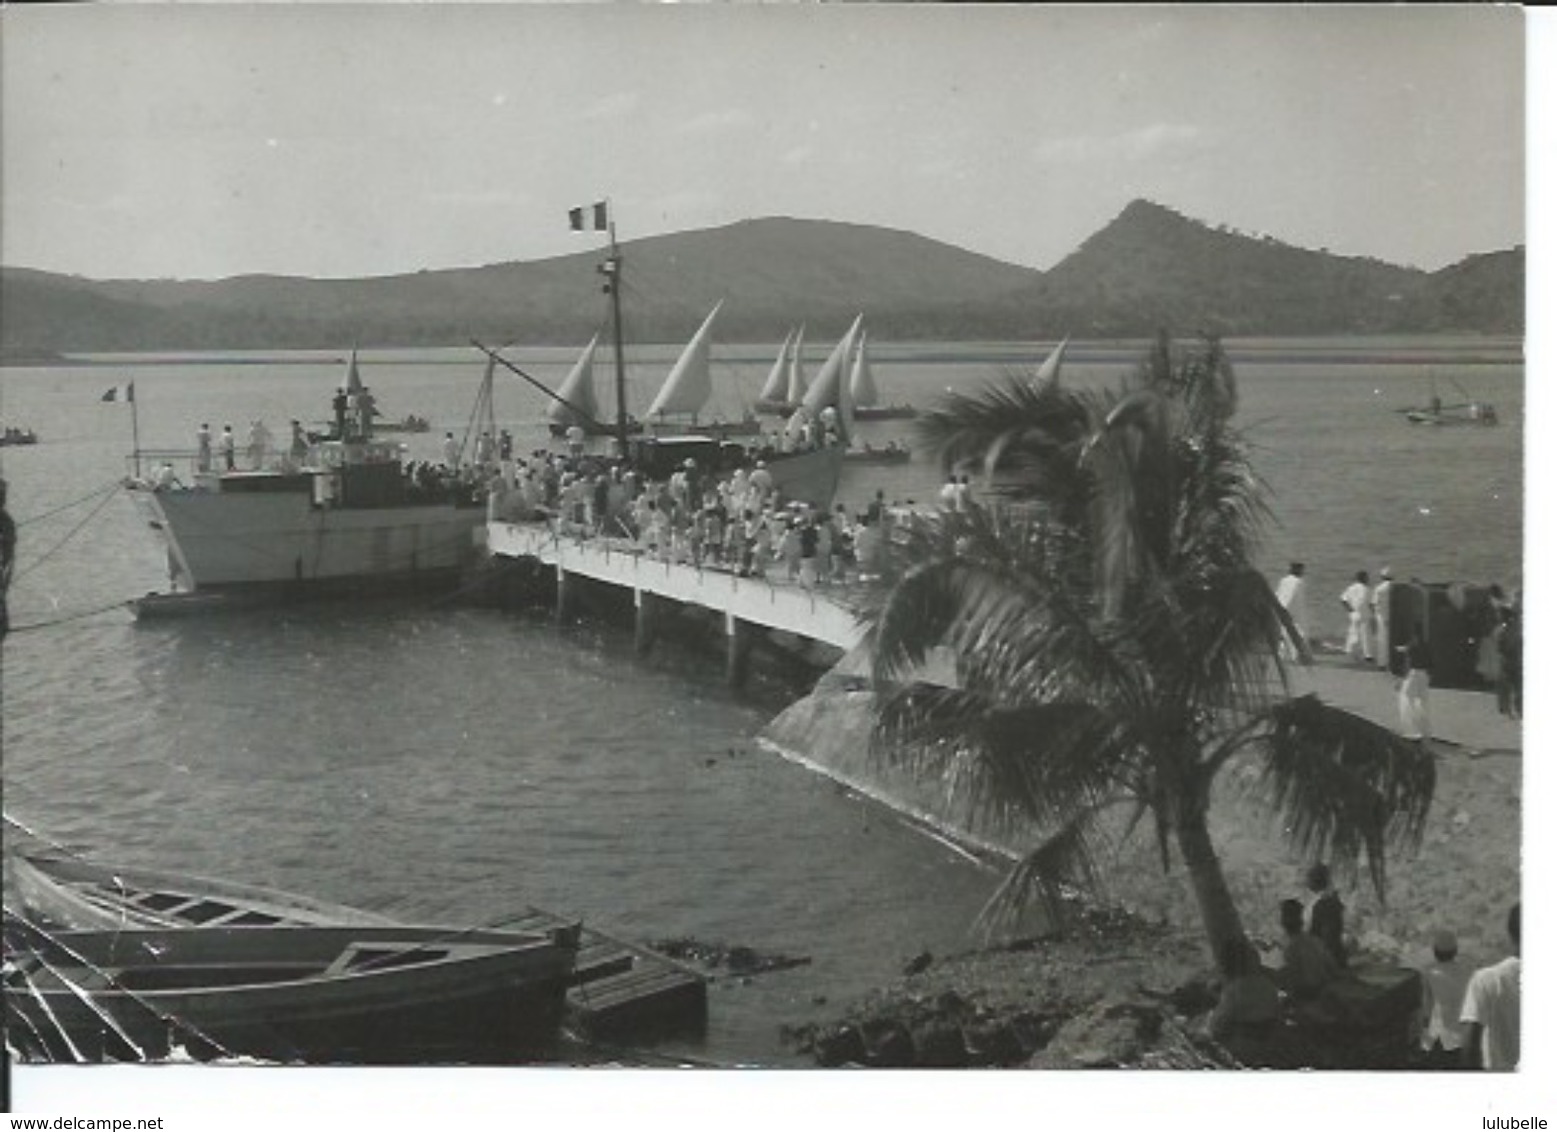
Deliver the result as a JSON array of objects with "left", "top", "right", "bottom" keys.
[
  {"left": 10, "top": 852, "right": 398, "bottom": 931},
  {"left": 4, "top": 913, "right": 579, "bottom": 1064}
]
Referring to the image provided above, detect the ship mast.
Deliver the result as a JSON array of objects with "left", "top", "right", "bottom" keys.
[{"left": 598, "top": 215, "right": 630, "bottom": 457}]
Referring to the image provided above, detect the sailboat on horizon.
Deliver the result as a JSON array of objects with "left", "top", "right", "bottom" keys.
[
  {"left": 756, "top": 326, "right": 808, "bottom": 416},
  {"left": 846, "top": 329, "right": 916, "bottom": 422}
]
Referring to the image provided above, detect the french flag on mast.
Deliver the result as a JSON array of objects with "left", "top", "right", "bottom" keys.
[
  {"left": 100, "top": 381, "right": 135, "bottom": 403},
  {"left": 568, "top": 201, "right": 610, "bottom": 233}
]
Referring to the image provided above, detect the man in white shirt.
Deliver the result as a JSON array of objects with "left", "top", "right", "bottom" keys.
[
  {"left": 1340, "top": 569, "right": 1374, "bottom": 663},
  {"left": 1275, "top": 563, "right": 1310, "bottom": 663},
  {"left": 1462, "top": 903, "right": 1520, "bottom": 1070},
  {"left": 1418, "top": 930, "right": 1472, "bottom": 1067}
]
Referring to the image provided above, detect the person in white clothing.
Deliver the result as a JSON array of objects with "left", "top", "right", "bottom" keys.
[
  {"left": 1340, "top": 569, "right": 1374, "bottom": 663},
  {"left": 1398, "top": 634, "right": 1432, "bottom": 742},
  {"left": 1417, "top": 930, "right": 1472, "bottom": 1067},
  {"left": 1372, "top": 567, "right": 1394, "bottom": 671},
  {"left": 1462, "top": 903, "right": 1520, "bottom": 1070},
  {"left": 1275, "top": 563, "right": 1310, "bottom": 663}
]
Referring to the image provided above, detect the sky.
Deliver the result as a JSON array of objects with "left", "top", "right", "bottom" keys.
[{"left": 0, "top": 4, "right": 1529, "bottom": 281}]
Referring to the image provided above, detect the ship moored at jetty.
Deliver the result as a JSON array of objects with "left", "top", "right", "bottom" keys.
[{"left": 128, "top": 356, "right": 490, "bottom": 600}]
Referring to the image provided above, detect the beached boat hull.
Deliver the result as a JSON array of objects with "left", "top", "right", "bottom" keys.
[
  {"left": 130, "top": 482, "right": 484, "bottom": 593},
  {"left": 4, "top": 920, "right": 577, "bottom": 1064},
  {"left": 754, "top": 400, "right": 798, "bottom": 417},
  {"left": 11, "top": 854, "right": 398, "bottom": 932}
]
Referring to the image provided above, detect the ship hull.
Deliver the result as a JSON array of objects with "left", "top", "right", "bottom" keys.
[
  {"left": 131, "top": 486, "right": 484, "bottom": 593},
  {"left": 765, "top": 445, "right": 846, "bottom": 510}
]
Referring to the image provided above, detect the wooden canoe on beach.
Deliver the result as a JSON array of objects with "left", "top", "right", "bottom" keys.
[{"left": 4, "top": 913, "right": 580, "bottom": 1064}]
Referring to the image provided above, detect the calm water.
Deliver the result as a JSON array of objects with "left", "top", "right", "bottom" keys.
[{"left": 0, "top": 336, "right": 1523, "bottom": 1065}]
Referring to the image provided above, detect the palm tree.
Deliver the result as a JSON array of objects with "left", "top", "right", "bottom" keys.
[{"left": 859, "top": 332, "right": 1435, "bottom": 960}]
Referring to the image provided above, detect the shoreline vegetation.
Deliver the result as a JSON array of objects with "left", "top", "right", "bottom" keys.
[
  {"left": 767, "top": 331, "right": 1518, "bottom": 1070},
  {"left": 768, "top": 649, "right": 1519, "bottom": 1069}
]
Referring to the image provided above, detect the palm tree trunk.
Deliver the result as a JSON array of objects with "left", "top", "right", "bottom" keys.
[{"left": 1175, "top": 810, "right": 1245, "bottom": 962}]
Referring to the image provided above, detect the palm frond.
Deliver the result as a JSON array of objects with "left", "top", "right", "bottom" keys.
[
  {"left": 870, "top": 686, "right": 1128, "bottom": 835},
  {"left": 973, "top": 808, "right": 1112, "bottom": 938},
  {"left": 1262, "top": 694, "right": 1437, "bottom": 899}
]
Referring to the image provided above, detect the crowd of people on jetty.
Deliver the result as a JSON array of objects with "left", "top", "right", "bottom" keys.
[
  {"left": 1274, "top": 561, "right": 1522, "bottom": 738},
  {"left": 1209, "top": 862, "right": 1520, "bottom": 1070},
  {"left": 485, "top": 444, "right": 905, "bottom": 588}
]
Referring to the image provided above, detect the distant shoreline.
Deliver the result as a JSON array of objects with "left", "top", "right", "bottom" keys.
[{"left": 0, "top": 336, "right": 1525, "bottom": 371}]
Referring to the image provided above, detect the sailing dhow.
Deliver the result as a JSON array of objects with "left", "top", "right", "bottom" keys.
[{"left": 847, "top": 329, "right": 915, "bottom": 421}]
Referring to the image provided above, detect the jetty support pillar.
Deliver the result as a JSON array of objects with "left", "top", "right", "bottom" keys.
[
  {"left": 634, "top": 589, "right": 661, "bottom": 656},
  {"left": 555, "top": 564, "right": 575, "bottom": 624},
  {"left": 725, "top": 612, "right": 756, "bottom": 689}
]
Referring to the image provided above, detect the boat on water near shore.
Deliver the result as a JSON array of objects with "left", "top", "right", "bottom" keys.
[
  {"left": 4, "top": 913, "right": 580, "bottom": 1064},
  {"left": 128, "top": 358, "right": 489, "bottom": 599},
  {"left": 1402, "top": 400, "right": 1500, "bottom": 426},
  {"left": 846, "top": 331, "right": 915, "bottom": 422},
  {"left": 375, "top": 413, "right": 432, "bottom": 434},
  {"left": 1, "top": 425, "right": 39, "bottom": 446},
  {"left": 1398, "top": 376, "right": 1499, "bottom": 427},
  {"left": 843, "top": 440, "right": 911, "bottom": 465},
  {"left": 755, "top": 326, "right": 808, "bottom": 417},
  {"left": 546, "top": 309, "right": 763, "bottom": 441},
  {"left": 10, "top": 852, "right": 399, "bottom": 931}
]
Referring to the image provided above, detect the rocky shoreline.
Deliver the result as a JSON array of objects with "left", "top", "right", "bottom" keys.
[
  {"left": 757, "top": 651, "right": 1519, "bottom": 1071},
  {"left": 778, "top": 899, "right": 1436, "bottom": 1070}
]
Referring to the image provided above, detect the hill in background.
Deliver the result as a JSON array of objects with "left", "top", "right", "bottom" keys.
[{"left": 1, "top": 201, "right": 1523, "bottom": 356}]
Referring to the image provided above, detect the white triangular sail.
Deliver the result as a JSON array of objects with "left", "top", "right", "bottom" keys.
[
  {"left": 345, "top": 348, "right": 365, "bottom": 394},
  {"left": 759, "top": 329, "right": 794, "bottom": 402},
  {"left": 785, "top": 325, "right": 808, "bottom": 405},
  {"left": 800, "top": 315, "right": 862, "bottom": 418},
  {"left": 647, "top": 302, "right": 723, "bottom": 418},
  {"left": 848, "top": 331, "right": 879, "bottom": 407},
  {"left": 1033, "top": 336, "right": 1069, "bottom": 387},
  {"left": 548, "top": 334, "right": 601, "bottom": 426}
]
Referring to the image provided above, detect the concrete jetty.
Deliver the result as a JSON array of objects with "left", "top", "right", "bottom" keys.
[
  {"left": 485, "top": 519, "right": 1518, "bottom": 753},
  {"left": 486, "top": 519, "right": 864, "bottom": 686}
]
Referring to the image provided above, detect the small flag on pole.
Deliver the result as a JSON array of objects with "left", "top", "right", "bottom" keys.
[
  {"left": 101, "top": 382, "right": 135, "bottom": 403},
  {"left": 568, "top": 201, "right": 610, "bottom": 232}
]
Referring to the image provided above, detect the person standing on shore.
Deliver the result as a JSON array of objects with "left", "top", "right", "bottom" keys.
[
  {"left": 1461, "top": 903, "right": 1520, "bottom": 1070},
  {"left": 1275, "top": 563, "right": 1310, "bottom": 662},
  {"left": 1372, "top": 568, "right": 1394, "bottom": 671},
  {"left": 219, "top": 424, "right": 236, "bottom": 472},
  {"left": 1417, "top": 930, "right": 1471, "bottom": 1069},
  {"left": 1341, "top": 570, "right": 1374, "bottom": 663},
  {"left": 196, "top": 423, "right": 213, "bottom": 473},
  {"left": 1398, "top": 633, "right": 1433, "bottom": 743}
]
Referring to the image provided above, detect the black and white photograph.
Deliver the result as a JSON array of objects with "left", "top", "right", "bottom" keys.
[{"left": 0, "top": 2, "right": 1541, "bottom": 1123}]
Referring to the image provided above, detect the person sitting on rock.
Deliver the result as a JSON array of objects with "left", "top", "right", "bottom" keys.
[
  {"left": 1277, "top": 898, "right": 1339, "bottom": 1002},
  {"left": 1305, "top": 863, "right": 1348, "bottom": 967},
  {"left": 1209, "top": 935, "right": 1280, "bottom": 1043}
]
